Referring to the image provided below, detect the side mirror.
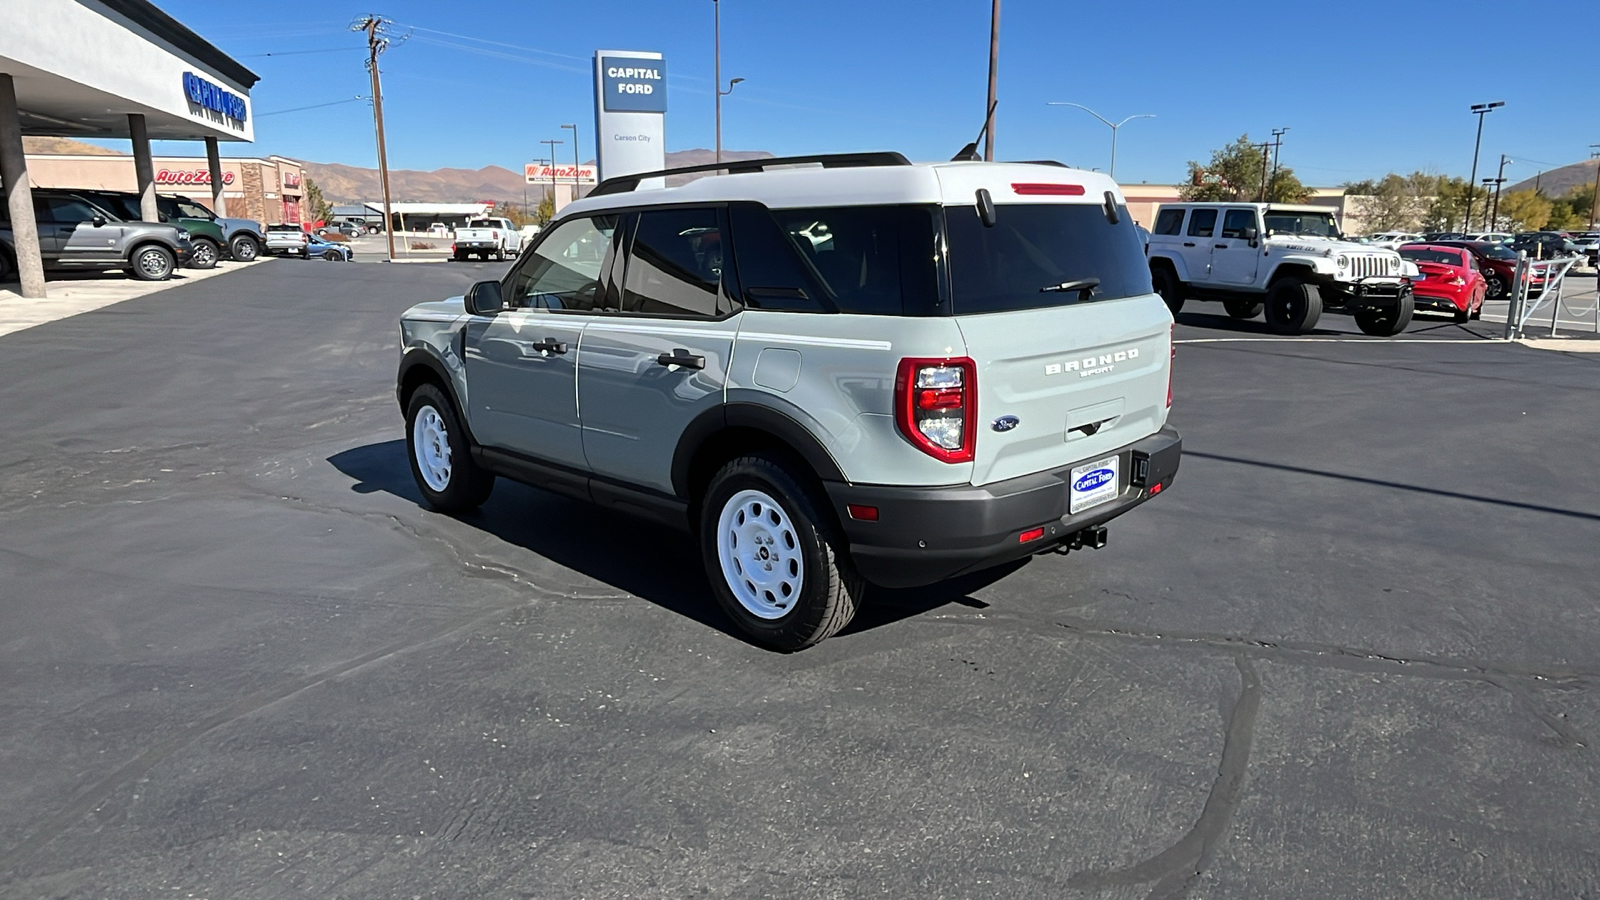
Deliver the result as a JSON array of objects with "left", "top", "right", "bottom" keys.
[
  {"left": 91, "top": 215, "right": 106, "bottom": 228},
  {"left": 465, "top": 280, "right": 504, "bottom": 316},
  {"left": 1242, "top": 226, "right": 1259, "bottom": 242}
]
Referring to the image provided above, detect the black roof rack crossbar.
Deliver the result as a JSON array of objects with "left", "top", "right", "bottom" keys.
[{"left": 590, "top": 151, "right": 913, "bottom": 197}]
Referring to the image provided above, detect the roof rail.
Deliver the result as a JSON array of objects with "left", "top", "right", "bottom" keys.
[{"left": 589, "top": 151, "right": 914, "bottom": 197}]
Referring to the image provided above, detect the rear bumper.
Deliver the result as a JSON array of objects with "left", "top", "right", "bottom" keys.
[
  {"left": 1411, "top": 286, "right": 1470, "bottom": 311},
  {"left": 827, "top": 426, "right": 1181, "bottom": 589}
]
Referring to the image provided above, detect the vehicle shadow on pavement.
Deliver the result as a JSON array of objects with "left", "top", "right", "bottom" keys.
[
  {"left": 328, "top": 441, "right": 986, "bottom": 646},
  {"left": 1173, "top": 310, "right": 1347, "bottom": 336}
]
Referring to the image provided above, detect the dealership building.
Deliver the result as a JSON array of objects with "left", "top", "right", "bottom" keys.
[{"left": 1, "top": 0, "right": 257, "bottom": 297}]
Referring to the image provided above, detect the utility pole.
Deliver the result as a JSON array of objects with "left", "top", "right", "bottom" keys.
[
  {"left": 1256, "top": 141, "right": 1272, "bottom": 202},
  {"left": 354, "top": 15, "right": 398, "bottom": 262},
  {"left": 1589, "top": 145, "right": 1600, "bottom": 229},
  {"left": 983, "top": 0, "right": 1000, "bottom": 160},
  {"left": 1490, "top": 154, "right": 1511, "bottom": 231},
  {"left": 1267, "top": 127, "right": 1289, "bottom": 201},
  {"left": 1462, "top": 100, "right": 1504, "bottom": 233},
  {"left": 541, "top": 139, "right": 563, "bottom": 208}
]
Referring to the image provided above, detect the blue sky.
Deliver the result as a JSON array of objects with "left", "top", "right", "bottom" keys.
[{"left": 136, "top": 0, "right": 1591, "bottom": 187}]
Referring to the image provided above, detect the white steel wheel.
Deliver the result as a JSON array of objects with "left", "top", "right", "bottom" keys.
[
  {"left": 717, "top": 489, "right": 804, "bottom": 620},
  {"left": 412, "top": 404, "right": 452, "bottom": 492},
  {"left": 134, "top": 246, "right": 173, "bottom": 280}
]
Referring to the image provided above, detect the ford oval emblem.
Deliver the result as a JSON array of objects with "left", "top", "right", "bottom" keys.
[
  {"left": 992, "top": 415, "right": 1020, "bottom": 433},
  {"left": 1073, "top": 468, "right": 1115, "bottom": 492}
]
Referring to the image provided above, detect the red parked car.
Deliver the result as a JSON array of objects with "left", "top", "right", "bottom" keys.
[
  {"left": 1425, "top": 240, "right": 1544, "bottom": 302},
  {"left": 1399, "top": 244, "right": 1486, "bottom": 322}
]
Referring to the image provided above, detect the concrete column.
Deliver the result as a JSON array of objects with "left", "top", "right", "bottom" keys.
[
  {"left": 204, "top": 136, "right": 227, "bottom": 217},
  {"left": 0, "top": 74, "right": 47, "bottom": 298},
  {"left": 128, "top": 113, "right": 157, "bottom": 223}
]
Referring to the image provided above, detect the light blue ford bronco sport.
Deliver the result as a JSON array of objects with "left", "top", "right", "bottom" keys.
[{"left": 396, "top": 153, "right": 1181, "bottom": 649}]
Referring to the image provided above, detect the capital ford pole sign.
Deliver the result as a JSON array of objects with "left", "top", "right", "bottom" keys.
[{"left": 593, "top": 51, "right": 666, "bottom": 187}]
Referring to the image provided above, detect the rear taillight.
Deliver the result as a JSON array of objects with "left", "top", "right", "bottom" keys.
[{"left": 895, "top": 357, "right": 976, "bottom": 463}]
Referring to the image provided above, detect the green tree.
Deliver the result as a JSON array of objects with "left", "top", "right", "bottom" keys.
[
  {"left": 1497, "top": 190, "right": 1553, "bottom": 232},
  {"left": 1343, "top": 172, "right": 1435, "bottom": 232},
  {"left": 1420, "top": 176, "right": 1471, "bottom": 231},
  {"left": 1179, "top": 134, "right": 1312, "bottom": 203},
  {"left": 535, "top": 194, "right": 555, "bottom": 226},
  {"left": 303, "top": 176, "right": 333, "bottom": 224},
  {"left": 490, "top": 202, "right": 534, "bottom": 228}
]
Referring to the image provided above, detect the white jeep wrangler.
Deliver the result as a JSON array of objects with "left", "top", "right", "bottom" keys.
[{"left": 1147, "top": 203, "right": 1418, "bottom": 336}]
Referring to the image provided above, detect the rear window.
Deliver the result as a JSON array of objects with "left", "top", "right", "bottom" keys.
[
  {"left": 944, "top": 203, "right": 1151, "bottom": 314},
  {"left": 1400, "top": 247, "right": 1463, "bottom": 266}
]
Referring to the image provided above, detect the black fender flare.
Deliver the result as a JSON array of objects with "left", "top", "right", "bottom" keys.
[{"left": 671, "top": 395, "right": 847, "bottom": 499}]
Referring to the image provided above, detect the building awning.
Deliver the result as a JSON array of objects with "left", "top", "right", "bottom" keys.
[{"left": 1, "top": 0, "right": 259, "bottom": 142}]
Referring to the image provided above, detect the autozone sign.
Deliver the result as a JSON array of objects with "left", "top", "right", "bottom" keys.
[
  {"left": 525, "top": 163, "right": 597, "bottom": 184},
  {"left": 155, "top": 169, "right": 236, "bottom": 186}
]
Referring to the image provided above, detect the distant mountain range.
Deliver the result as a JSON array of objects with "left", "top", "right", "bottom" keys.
[
  {"left": 302, "top": 149, "right": 775, "bottom": 204},
  {"left": 22, "top": 136, "right": 125, "bottom": 156},
  {"left": 1507, "top": 157, "right": 1599, "bottom": 197}
]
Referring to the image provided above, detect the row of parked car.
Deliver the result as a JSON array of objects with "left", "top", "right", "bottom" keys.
[
  {"left": 0, "top": 188, "right": 267, "bottom": 284},
  {"left": 1362, "top": 229, "right": 1599, "bottom": 264}
]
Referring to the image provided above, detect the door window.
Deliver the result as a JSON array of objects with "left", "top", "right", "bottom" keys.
[
  {"left": 622, "top": 207, "right": 734, "bottom": 317},
  {"left": 44, "top": 198, "right": 102, "bottom": 224},
  {"left": 506, "top": 214, "right": 619, "bottom": 310},
  {"left": 1153, "top": 208, "right": 1184, "bottom": 236},
  {"left": 1186, "top": 209, "right": 1217, "bottom": 237},
  {"left": 1221, "top": 209, "right": 1256, "bottom": 239}
]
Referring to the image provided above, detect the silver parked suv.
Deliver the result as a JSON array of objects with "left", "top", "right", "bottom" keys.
[{"left": 396, "top": 153, "right": 1182, "bottom": 649}]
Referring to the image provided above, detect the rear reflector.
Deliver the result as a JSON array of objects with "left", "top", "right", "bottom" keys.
[
  {"left": 1012, "top": 183, "right": 1086, "bottom": 196},
  {"left": 1149, "top": 482, "right": 1163, "bottom": 495},
  {"left": 1019, "top": 527, "right": 1046, "bottom": 543},
  {"left": 847, "top": 504, "right": 879, "bottom": 522}
]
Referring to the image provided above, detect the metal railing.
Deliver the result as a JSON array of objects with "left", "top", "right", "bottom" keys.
[{"left": 1502, "top": 253, "right": 1588, "bottom": 339}]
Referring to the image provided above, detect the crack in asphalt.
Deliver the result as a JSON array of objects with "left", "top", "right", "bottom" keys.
[{"left": 1067, "top": 656, "right": 1261, "bottom": 900}]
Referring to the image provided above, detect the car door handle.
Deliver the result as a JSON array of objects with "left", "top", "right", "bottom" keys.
[
  {"left": 656, "top": 349, "right": 705, "bottom": 370},
  {"left": 1183, "top": 242, "right": 1196, "bottom": 247},
  {"left": 1214, "top": 243, "right": 1229, "bottom": 249},
  {"left": 531, "top": 338, "right": 568, "bottom": 354}
]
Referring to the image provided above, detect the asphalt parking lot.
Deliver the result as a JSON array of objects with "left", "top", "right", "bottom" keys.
[{"left": 2, "top": 259, "right": 1598, "bottom": 898}]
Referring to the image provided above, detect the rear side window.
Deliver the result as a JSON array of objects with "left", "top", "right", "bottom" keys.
[
  {"left": 1221, "top": 209, "right": 1256, "bottom": 239},
  {"left": 1153, "top": 208, "right": 1184, "bottom": 236},
  {"left": 622, "top": 208, "right": 733, "bottom": 317},
  {"left": 1187, "top": 209, "right": 1218, "bottom": 237},
  {"left": 728, "top": 204, "right": 939, "bottom": 316},
  {"left": 944, "top": 203, "right": 1152, "bottom": 314}
]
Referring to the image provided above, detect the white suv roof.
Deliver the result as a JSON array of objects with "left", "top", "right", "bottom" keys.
[{"left": 563, "top": 156, "right": 1123, "bottom": 216}]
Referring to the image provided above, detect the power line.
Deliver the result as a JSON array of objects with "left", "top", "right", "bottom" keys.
[
  {"left": 256, "top": 97, "right": 367, "bottom": 117},
  {"left": 243, "top": 47, "right": 364, "bottom": 58}
]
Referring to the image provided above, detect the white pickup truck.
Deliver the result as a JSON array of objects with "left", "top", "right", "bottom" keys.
[{"left": 452, "top": 217, "right": 522, "bottom": 262}]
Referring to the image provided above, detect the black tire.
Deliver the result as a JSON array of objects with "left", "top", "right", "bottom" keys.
[
  {"left": 494, "top": 247, "right": 506, "bottom": 261},
  {"left": 1354, "top": 290, "right": 1415, "bottom": 336},
  {"left": 323, "top": 249, "right": 341, "bottom": 261},
  {"left": 700, "top": 454, "right": 864, "bottom": 651},
  {"left": 1223, "top": 297, "right": 1263, "bottom": 319},
  {"left": 453, "top": 251, "right": 468, "bottom": 262},
  {"left": 1263, "top": 278, "right": 1322, "bottom": 334},
  {"left": 229, "top": 235, "right": 260, "bottom": 261},
  {"left": 1151, "top": 265, "right": 1185, "bottom": 315},
  {"left": 187, "top": 238, "right": 219, "bottom": 270},
  {"left": 1453, "top": 303, "right": 1470, "bottom": 324},
  {"left": 405, "top": 383, "right": 494, "bottom": 514},
  {"left": 1484, "top": 272, "right": 1505, "bottom": 300},
  {"left": 128, "top": 244, "right": 175, "bottom": 281}
]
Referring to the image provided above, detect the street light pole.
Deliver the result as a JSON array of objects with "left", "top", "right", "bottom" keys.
[
  {"left": 1462, "top": 101, "right": 1504, "bottom": 233},
  {"left": 717, "top": 75, "right": 744, "bottom": 166},
  {"left": 540, "top": 139, "right": 563, "bottom": 208},
  {"left": 1044, "top": 102, "right": 1154, "bottom": 180},
  {"left": 561, "top": 124, "right": 579, "bottom": 200},
  {"left": 1481, "top": 178, "right": 1499, "bottom": 231},
  {"left": 983, "top": 0, "right": 1000, "bottom": 161},
  {"left": 1589, "top": 145, "right": 1600, "bottom": 230}
]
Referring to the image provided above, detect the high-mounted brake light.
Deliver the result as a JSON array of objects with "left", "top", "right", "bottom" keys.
[
  {"left": 1167, "top": 324, "right": 1174, "bottom": 409},
  {"left": 895, "top": 357, "right": 977, "bottom": 463},
  {"left": 1012, "top": 183, "right": 1085, "bottom": 196}
]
